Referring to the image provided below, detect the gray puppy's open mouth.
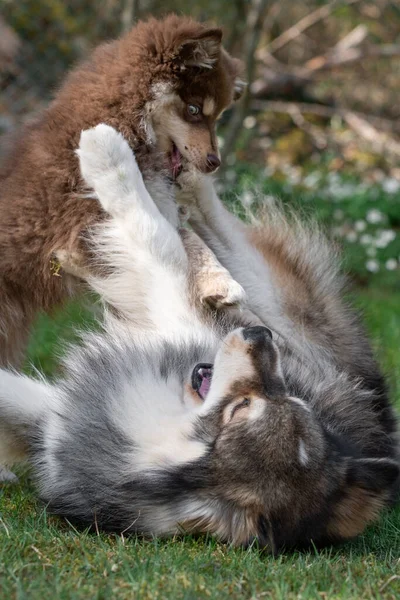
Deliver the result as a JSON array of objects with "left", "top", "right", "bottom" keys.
[{"left": 191, "top": 363, "right": 213, "bottom": 400}]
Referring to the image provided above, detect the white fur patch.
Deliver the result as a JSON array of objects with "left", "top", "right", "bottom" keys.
[
  {"left": 199, "top": 329, "right": 255, "bottom": 415},
  {"left": 298, "top": 440, "right": 309, "bottom": 466},
  {"left": 203, "top": 97, "right": 215, "bottom": 116},
  {"left": 108, "top": 371, "right": 207, "bottom": 471},
  {"left": 289, "top": 396, "right": 311, "bottom": 412},
  {"left": 248, "top": 397, "right": 266, "bottom": 421}
]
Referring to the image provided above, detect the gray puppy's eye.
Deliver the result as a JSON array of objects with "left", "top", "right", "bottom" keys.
[
  {"left": 187, "top": 104, "right": 201, "bottom": 116},
  {"left": 230, "top": 397, "right": 251, "bottom": 420}
]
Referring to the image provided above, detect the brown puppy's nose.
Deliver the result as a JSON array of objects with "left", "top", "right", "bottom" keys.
[{"left": 206, "top": 153, "right": 221, "bottom": 173}]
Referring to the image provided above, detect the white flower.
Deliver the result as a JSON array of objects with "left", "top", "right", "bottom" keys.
[
  {"left": 355, "top": 220, "right": 366, "bottom": 232},
  {"left": 327, "top": 172, "right": 340, "bottom": 185},
  {"left": 366, "top": 259, "right": 380, "bottom": 273},
  {"left": 217, "top": 135, "right": 225, "bottom": 148},
  {"left": 243, "top": 116, "right": 256, "bottom": 129},
  {"left": 288, "top": 169, "right": 301, "bottom": 185},
  {"left": 360, "top": 234, "right": 373, "bottom": 245},
  {"left": 375, "top": 229, "right": 396, "bottom": 248},
  {"left": 263, "top": 166, "right": 276, "bottom": 177},
  {"left": 333, "top": 226, "right": 345, "bottom": 237},
  {"left": 226, "top": 170, "right": 236, "bottom": 182},
  {"left": 366, "top": 209, "right": 384, "bottom": 224},
  {"left": 346, "top": 231, "right": 358, "bottom": 242},
  {"left": 242, "top": 190, "right": 254, "bottom": 207},
  {"left": 336, "top": 184, "right": 360, "bottom": 199},
  {"left": 385, "top": 259, "right": 397, "bottom": 271},
  {"left": 325, "top": 180, "right": 360, "bottom": 199},
  {"left": 263, "top": 194, "right": 276, "bottom": 206},
  {"left": 366, "top": 247, "right": 377, "bottom": 257},
  {"left": 303, "top": 173, "right": 320, "bottom": 189},
  {"left": 382, "top": 178, "right": 400, "bottom": 194}
]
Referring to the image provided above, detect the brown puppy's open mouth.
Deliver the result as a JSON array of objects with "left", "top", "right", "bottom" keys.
[
  {"left": 192, "top": 363, "right": 213, "bottom": 400},
  {"left": 170, "top": 142, "right": 183, "bottom": 179}
]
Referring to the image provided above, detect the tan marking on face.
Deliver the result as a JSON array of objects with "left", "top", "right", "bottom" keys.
[
  {"left": 146, "top": 91, "right": 220, "bottom": 172},
  {"left": 223, "top": 330, "right": 249, "bottom": 353},
  {"left": 184, "top": 382, "right": 203, "bottom": 408},
  {"left": 149, "top": 98, "right": 189, "bottom": 153},
  {"left": 222, "top": 396, "right": 265, "bottom": 425},
  {"left": 199, "top": 330, "right": 257, "bottom": 414},
  {"left": 203, "top": 97, "right": 216, "bottom": 116}
]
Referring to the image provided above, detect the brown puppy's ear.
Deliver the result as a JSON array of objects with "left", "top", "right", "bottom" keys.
[
  {"left": 233, "top": 78, "right": 247, "bottom": 101},
  {"left": 231, "top": 57, "right": 247, "bottom": 100},
  {"left": 177, "top": 29, "right": 223, "bottom": 70}
]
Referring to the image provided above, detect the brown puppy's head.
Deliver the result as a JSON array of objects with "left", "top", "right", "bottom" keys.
[
  {"left": 183, "top": 327, "right": 399, "bottom": 550},
  {"left": 120, "top": 15, "right": 244, "bottom": 177}
]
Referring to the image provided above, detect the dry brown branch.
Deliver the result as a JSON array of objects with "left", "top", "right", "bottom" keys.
[
  {"left": 305, "top": 25, "right": 366, "bottom": 71},
  {"left": 343, "top": 112, "right": 400, "bottom": 157},
  {"left": 252, "top": 20, "right": 400, "bottom": 103},
  {"left": 121, "top": 0, "right": 139, "bottom": 34},
  {"left": 224, "top": 0, "right": 248, "bottom": 53},
  {"left": 221, "top": 0, "right": 271, "bottom": 162},
  {"left": 306, "top": 30, "right": 400, "bottom": 72},
  {"left": 250, "top": 100, "right": 400, "bottom": 134},
  {"left": 264, "top": 0, "right": 362, "bottom": 55},
  {"left": 251, "top": 100, "right": 400, "bottom": 158},
  {"left": 0, "top": 17, "right": 21, "bottom": 73},
  {"left": 284, "top": 104, "right": 328, "bottom": 149}
]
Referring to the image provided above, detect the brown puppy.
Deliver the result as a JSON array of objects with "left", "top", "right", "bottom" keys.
[{"left": 0, "top": 14, "right": 243, "bottom": 366}]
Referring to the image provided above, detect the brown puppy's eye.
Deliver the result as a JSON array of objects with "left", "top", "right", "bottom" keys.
[
  {"left": 230, "top": 397, "right": 251, "bottom": 420},
  {"left": 187, "top": 104, "right": 201, "bottom": 117}
]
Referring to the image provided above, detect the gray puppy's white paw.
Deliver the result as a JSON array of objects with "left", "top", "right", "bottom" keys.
[
  {"left": 0, "top": 466, "right": 19, "bottom": 484},
  {"left": 77, "top": 124, "right": 142, "bottom": 217}
]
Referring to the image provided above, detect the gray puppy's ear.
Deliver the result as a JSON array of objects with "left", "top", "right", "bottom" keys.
[
  {"left": 323, "top": 456, "right": 400, "bottom": 541},
  {"left": 177, "top": 29, "right": 223, "bottom": 70},
  {"left": 347, "top": 457, "right": 399, "bottom": 492}
]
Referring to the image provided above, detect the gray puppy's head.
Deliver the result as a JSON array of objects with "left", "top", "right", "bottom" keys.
[{"left": 183, "top": 326, "right": 398, "bottom": 550}]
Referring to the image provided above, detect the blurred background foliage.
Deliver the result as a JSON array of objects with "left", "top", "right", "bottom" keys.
[{"left": 1, "top": 0, "right": 399, "bottom": 287}]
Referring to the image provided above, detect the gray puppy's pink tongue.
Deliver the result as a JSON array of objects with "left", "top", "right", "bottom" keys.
[{"left": 198, "top": 367, "right": 212, "bottom": 399}]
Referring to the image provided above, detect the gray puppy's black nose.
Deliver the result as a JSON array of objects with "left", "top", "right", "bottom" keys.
[
  {"left": 206, "top": 153, "right": 221, "bottom": 172},
  {"left": 243, "top": 326, "right": 273, "bottom": 342}
]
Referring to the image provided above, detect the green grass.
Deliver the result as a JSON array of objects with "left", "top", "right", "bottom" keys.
[{"left": 1, "top": 288, "right": 399, "bottom": 600}]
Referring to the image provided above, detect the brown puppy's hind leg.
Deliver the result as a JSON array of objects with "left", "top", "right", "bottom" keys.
[{"left": 0, "top": 298, "right": 30, "bottom": 369}]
